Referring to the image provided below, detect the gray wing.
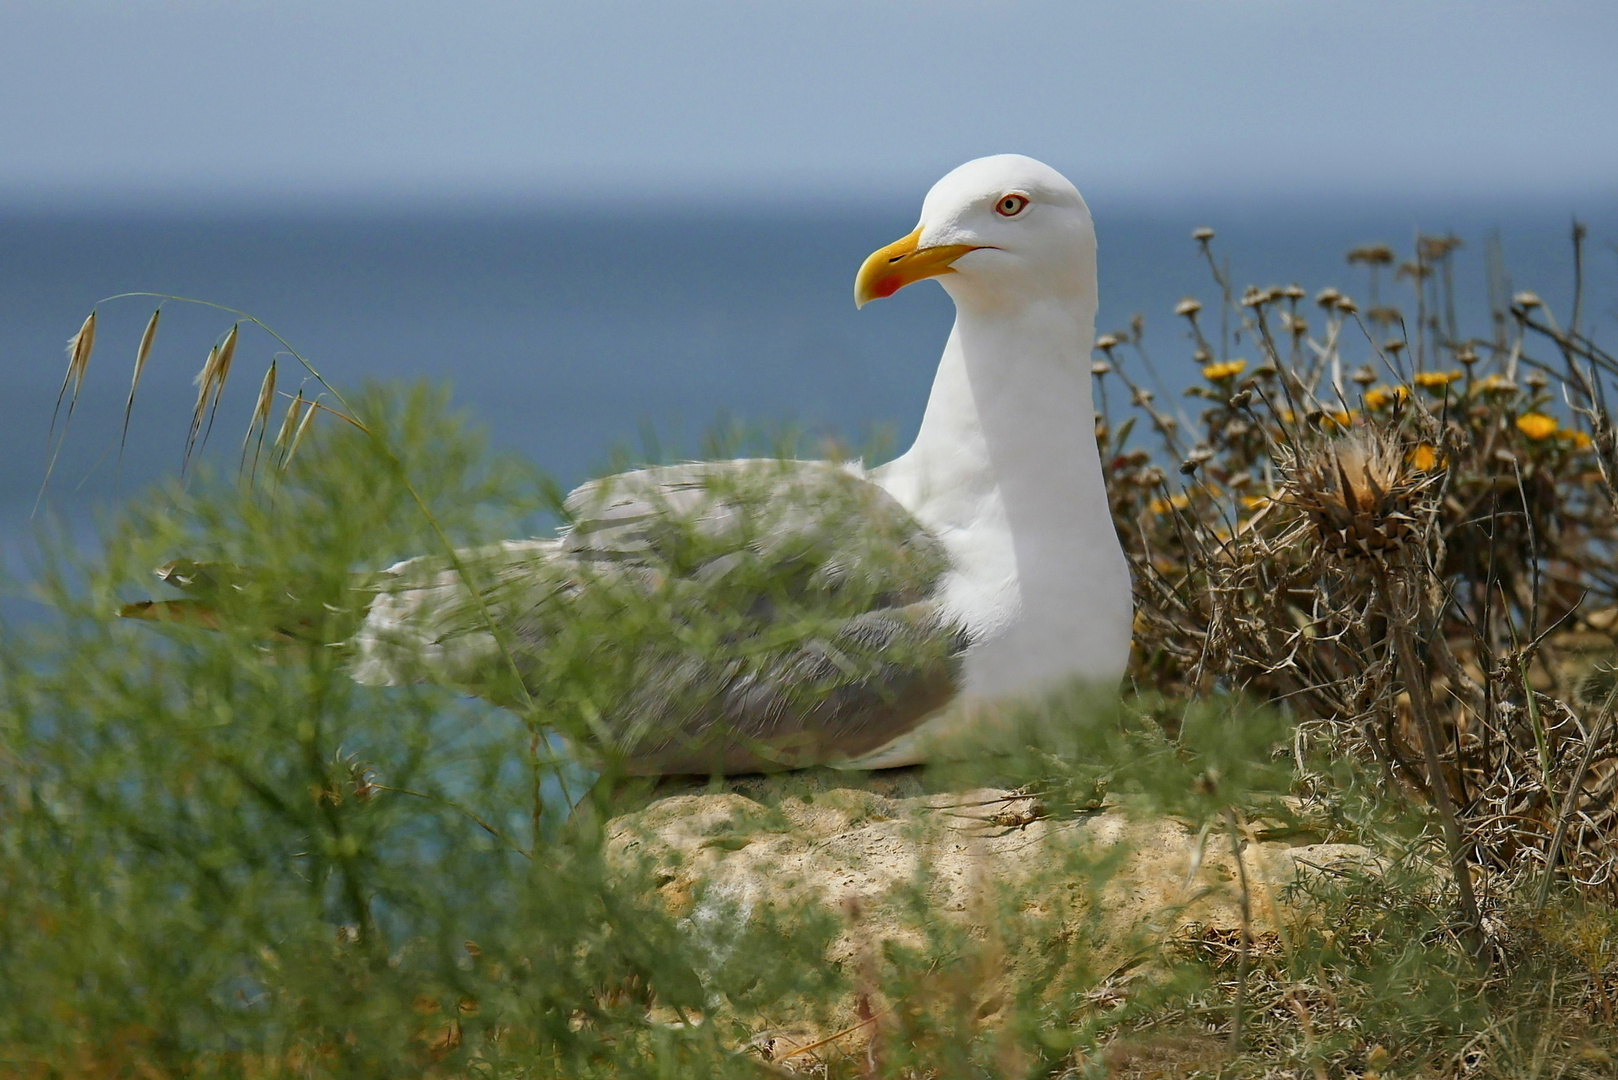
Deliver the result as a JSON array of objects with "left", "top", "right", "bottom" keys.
[{"left": 352, "top": 459, "right": 967, "bottom": 774}]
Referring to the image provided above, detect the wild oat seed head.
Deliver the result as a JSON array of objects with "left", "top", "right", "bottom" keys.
[{"left": 65, "top": 310, "right": 97, "bottom": 392}]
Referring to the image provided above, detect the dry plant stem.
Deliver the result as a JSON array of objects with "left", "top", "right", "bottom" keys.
[
  {"left": 1381, "top": 565, "right": 1484, "bottom": 952},
  {"left": 1224, "top": 804, "right": 1252, "bottom": 1055},
  {"left": 1535, "top": 680, "right": 1618, "bottom": 911}
]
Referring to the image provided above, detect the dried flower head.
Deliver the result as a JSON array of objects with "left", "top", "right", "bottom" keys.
[
  {"left": 1351, "top": 366, "right": 1377, "bottom": 386},
  {"left": 1175, "top": 297, "right": 1203, "bottom": 318},
  {"left": 1091, "top": 360, "right": 1112, "bottom": 376},
  {"left": 1285, "top": 429, "right": 1434, "bottom": 558},
  {"left": 1095, "top": 333, "right": 1119, "bottom": 352},
  {"left": 1334, "top": 296, "right": 1359, "bottom": 314},
  {"left": 1315, "top": 287, "right": 1341, "bottom": 309},
  {"left": 1192, "top": 226, "right": 1215, "bottom": 243},
  {"left": 1347, "top": 244, "right": 1396, "bottom": 266}
]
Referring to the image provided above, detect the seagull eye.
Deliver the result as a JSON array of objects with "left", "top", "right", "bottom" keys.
[{"left": 995, "top": 194, "right": 1029, "bottom": 217}]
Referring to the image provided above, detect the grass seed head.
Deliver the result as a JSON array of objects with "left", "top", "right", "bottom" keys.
[{"left": 66, "top": 310, "right": 97, "bottom": 394}]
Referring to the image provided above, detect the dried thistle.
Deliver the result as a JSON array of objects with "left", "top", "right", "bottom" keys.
[{"left": 1283, "top": 429, "right": 1434, "bottom": 560}]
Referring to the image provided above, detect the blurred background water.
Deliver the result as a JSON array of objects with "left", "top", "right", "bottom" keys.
[{"left": 3, "top": 194, "right": 1615, "bottom": 613}]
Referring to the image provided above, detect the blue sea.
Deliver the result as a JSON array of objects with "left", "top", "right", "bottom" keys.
[{"left": 3, "top": 192, "right": 1615, "bottom": 614}]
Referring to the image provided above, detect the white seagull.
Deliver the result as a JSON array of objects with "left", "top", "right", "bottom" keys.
[{"left": 138, "top": 155, "right": 1133, "bottom": 775}]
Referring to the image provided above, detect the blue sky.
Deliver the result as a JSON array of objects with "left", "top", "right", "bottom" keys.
[{"left": 2, "top": 0, "right": 1615, "bottom": 204}]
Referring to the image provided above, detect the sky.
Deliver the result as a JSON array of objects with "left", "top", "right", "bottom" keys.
[{"left": 2, "top": 0, "right": 1615, "bottom": 205}]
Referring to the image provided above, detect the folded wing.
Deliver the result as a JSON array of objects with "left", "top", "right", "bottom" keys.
[{"left": 351, "top": 459, "right": 967, "bottom": 774}]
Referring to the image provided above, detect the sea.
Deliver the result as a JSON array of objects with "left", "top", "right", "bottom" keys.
[{"left": 3, "top": 192, "right": 1615, "bottom": 618}]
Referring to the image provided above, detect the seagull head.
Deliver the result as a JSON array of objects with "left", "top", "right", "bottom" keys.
[{"left": 854, "top": 154, "right": 1095, "bottom": 313}]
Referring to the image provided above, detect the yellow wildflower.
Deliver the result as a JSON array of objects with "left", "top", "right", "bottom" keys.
[
  {"left": 1363, "top": 384, "right": 1409, "bottom": 409},
  {"left": 1148, "top": 493, "right": 1192, "bottom": 515},
  {"left": 1407, "top": 443, "right": 1440, "bottom": 471},
  {"left": 1516, "top": 413, "right": 1557, "bottom": 440},
  {"left": 1414, "top": 370, "right": 1462, "bottom": 389},
  {"left": 1240, "top": 495, "right": 1272, "bottom": 510},
  {"left": 1556, "top": 428, "right": 1594, "bottom": 450},
  {"left": 1202, "top": 359, "right": 1247, "bottom": 381},
  {"left": 1323, "top": 410, "right": 1355, "bottom": 428}
]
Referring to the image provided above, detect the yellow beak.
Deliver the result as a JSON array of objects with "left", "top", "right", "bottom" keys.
[{"left": 854, "top": 227, "right": 981, "bottom": 308}]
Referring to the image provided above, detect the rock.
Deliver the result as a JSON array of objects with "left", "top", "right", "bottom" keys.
[{"left": 604, "top": 769, "right": 1380, "bottom": 1065}]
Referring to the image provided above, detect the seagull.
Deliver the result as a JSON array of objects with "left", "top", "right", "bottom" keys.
[{"left": 137, "top": 155, "right": 1133, "bottom": 775}]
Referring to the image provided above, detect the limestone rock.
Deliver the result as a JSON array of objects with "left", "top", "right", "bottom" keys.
[{"left": 604, "top": 769, "right": 1379, "bottom": 1063}]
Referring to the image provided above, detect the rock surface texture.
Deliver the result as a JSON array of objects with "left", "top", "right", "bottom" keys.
[{"left": 604, "top": 769, "right": 1378, "bottom": 1066}]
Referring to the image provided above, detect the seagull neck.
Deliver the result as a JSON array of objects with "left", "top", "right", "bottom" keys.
[
  {"left": 877, "top": 294, "right": 1132, "bottom": 692},
  {"left": 895, "top": 298, "right": 1103, "bottom": 539}
]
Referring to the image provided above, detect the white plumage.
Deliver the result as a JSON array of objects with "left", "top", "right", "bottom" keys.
[{"left": 345, "top": 154, "right": 1130, "bottom": 773}]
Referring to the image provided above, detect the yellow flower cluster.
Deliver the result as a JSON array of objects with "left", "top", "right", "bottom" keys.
[
  {"left": 1363, "top": 384, "right": 1409, "bottom": 410},
  {"left": 1559, "top": 429, "right": 1594, "bottom": 450},
  {"left": 1414, "top": 370, "right": 1462, "bottom": 389},
  {"left": 1148, "top": 493, "right": 1192, "bottom": 515},
  {"left": 1407, "top": 443, "right": 1441, "bottom": 471},
  {"left": 1202, "top": 359, "right": 1247, "bottom": 382},
  {"left": 1516, "top": 413, "right": 1558, "bottom": 440}
]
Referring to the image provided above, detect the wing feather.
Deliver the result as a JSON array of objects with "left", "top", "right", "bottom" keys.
[{"left": 351, "top": 458, "right": 965, "bottom": 773}]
